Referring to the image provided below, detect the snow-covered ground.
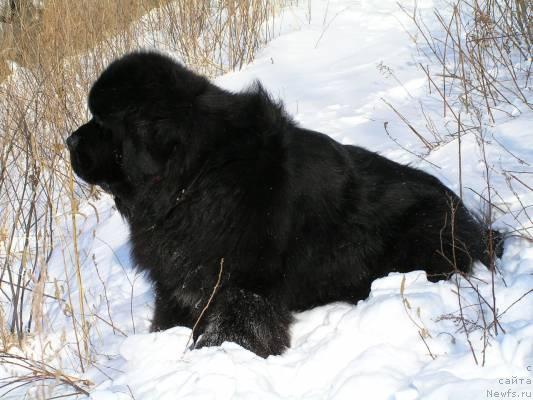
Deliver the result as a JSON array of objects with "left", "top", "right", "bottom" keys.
[{"left": 1, "top": 0, "right": 532, "bottom": 399}]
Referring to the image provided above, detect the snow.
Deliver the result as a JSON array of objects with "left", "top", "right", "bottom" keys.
[{"left": 1, "top": 0, "right": 532, "bottom": 399}]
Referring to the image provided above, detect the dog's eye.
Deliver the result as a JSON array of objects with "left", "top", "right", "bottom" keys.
[{"left": 113, "top": 150, "right": 123, "bottom": 163}]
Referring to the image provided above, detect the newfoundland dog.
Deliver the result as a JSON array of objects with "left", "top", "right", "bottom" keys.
[{"left": 67, "top": 51, "right": 498, "bottom": 357}]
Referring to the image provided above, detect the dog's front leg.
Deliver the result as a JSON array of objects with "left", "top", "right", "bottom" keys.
[{"left": 150, "top": 283, "right": 193, "bottom": 332}]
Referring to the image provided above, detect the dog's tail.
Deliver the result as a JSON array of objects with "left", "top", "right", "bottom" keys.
[{"left": 480, "top": 229, "right": 504, "bottom": 269}]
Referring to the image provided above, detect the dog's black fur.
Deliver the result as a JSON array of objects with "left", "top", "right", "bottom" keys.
[{"left": 67, "top": 51, "right": 499, "bottom": 358}]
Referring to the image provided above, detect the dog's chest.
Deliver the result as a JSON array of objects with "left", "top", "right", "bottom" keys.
[{"left": 129, "top": 220, "right": 219, "bottom": 300}]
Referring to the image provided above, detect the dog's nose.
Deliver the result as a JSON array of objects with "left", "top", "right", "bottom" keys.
[{"left": 66, "top": 135, "right": 80, "bottom": 150}]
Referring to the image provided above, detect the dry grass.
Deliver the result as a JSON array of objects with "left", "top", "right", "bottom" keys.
[
  {"left": 391, "top": 0, "right": 532, "bottom": 366},
  {"left": 0, "top": 350, "right": 91, "bottom": 398},
  {"left": 392, "top": 0, "right": 532, "bottom": 234},
  {"left": 0, "top": 0, "right": 278, "bottom": 396},
  {"left": 393, "top": 0, "right": 531, "bottom": 155}
]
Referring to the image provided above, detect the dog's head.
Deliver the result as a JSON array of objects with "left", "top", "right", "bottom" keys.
[{"left": 66, "top": 51, "right": 208, "bottom": 194}]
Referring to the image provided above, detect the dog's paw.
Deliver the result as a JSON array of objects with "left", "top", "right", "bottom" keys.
[{"left": 193, "top": 316, "right": 288, "bottom": 358}]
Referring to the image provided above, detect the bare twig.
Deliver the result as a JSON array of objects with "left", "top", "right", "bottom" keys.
[{"left": 182, "top": 258, "right": 225, "bottom": 356}]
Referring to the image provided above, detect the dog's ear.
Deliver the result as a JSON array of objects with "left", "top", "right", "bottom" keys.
[{"left": 146, "top": 119, "right": 183, "bottom": 160}]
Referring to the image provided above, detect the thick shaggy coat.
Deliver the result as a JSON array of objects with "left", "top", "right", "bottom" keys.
[{"left": 67, "top": 51, "right": 497, "bottom": 357}]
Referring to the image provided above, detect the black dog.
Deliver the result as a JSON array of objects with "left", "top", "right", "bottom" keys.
[{"left": 67, "top": 51, "right": 498, "bottom": 358}]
